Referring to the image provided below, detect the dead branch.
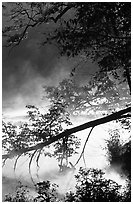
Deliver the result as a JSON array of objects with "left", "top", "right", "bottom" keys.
[
  {"left": 2, "top": 107, "right": 131, "bottom": 160},
  {"left": 74, "top": 127, "right": 94, "bottom": 166}
]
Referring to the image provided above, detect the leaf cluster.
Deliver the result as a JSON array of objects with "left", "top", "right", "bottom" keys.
[
  {"left": 44, "top": 76, "right": 122, "bottom": 117},
  {"left": 2, "top": 121, "right": 32, "bottom": 152},
  {"left": 34, "top": 180, "right": 59, "bottom": 202},
  {"left": 65, "top": 167, "right": 128, "bottom": 202},
  {"left": 52, "top": 3, "right": 130, "bottom": 67},
  {"left": 105, "top": 129, "right": 131, "bottom": 179},
  {"left": 4, "top": 181, "right": 33, "bottom": 202}
]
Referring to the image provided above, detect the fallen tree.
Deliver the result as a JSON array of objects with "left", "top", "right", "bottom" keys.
[{"left": 2, "top": 106, "right": 131, "bottom": 160}]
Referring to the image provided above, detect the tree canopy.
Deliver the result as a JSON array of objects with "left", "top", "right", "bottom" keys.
[{"left": 3, "top": 2, "right": 131, "bottom": 90}]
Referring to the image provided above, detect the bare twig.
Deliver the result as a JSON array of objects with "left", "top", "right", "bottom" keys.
[
  {"left": 35, "top": 149, "right": 43, "bottom": 181},
  {"left": 74, "top": 127, "right": 94, "bottom": 166},
  {"left": 36, "top": 148, "right": 42, "bottom": 168},
  {"left": 14, "top": 155, "right": 22, "bottom": 171},
  {"left": 2, "top": 158, "right": 8, "bottom": 167},
  {"left": 28, "top": 149, "right": 38, "bottom": 184},
  {"left": 83, "top": 152, "right": 87, "bottom": 168}
]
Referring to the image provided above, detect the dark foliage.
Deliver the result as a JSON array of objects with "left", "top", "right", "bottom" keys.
[
  {"left": 2, "top": 101, "right": 80, "bottom": 172},
  {"left": 105, "top": 129, "right": 131, "bottom": 180},
  {"left": 4, "top": 181, "right": 33, "bottom": 202},
  {"left": 3, "top": 2, "right": 131, "bottom": 90},
  {"left": 4, "top": 168, "right": 130, "bottom": 202},
  {"left": 65, "top": 168, "right": 124, "bottom": 202},
  {"left": 34, "top": 181, "right": 59, "bottom": 202}
]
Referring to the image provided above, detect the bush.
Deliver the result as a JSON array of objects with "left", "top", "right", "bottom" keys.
[
  {"left": 65, "top": 168, "right": 125, "bottom": 202},
  {"left": 34, "top": 180, "right": 59, "bottom": 202},
  {"left": 4, "top": 181, "right": 33, "bottom": 202}
]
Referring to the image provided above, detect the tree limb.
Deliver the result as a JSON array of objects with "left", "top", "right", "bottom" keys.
[
  {"left": 51, "top": 5, "right": 72, "bottom": 23},
  {"left": 2, "top": 107, "right": 131, "bottom": 160},
  {"left": 74, "top": 127, "right": 94, "bottom": 166}
]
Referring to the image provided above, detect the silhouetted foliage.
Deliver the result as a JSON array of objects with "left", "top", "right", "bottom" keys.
[
  {"left": 4, "top": 181, "right": 33, "bottom": 202},
  {"left": 65, "top": 168, "right": 123, "bottom": 202},
  {"left": 105, "top": 129, "right": 131, "bottom": 180},
  {"left": 2, "top": 2, "right": 131, "bottom": 91},
  {"left": 122, "top": 180, "right": 131, "bottom": 202},
  {"left": 34, "top": 181, "right": 59, "bottom": 202},
  {"left": 4, "top": 168, "right": 130, "bottom": 202},
  {"left": 2, "top": 101, "right": 80, "bottom": 171},
  {"left": 44, "top": 75, "right": 130, "bottom": 117}
]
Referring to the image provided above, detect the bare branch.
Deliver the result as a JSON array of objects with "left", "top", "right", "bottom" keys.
[
  {"left": 74, "top": 127, "right": 94, "bottom": 166},
  {"left": 29, "top": 149, "right": 38, "bottom": 184},
  {"left": 14, "top": 155, "right": 21, "bottom": 171}
]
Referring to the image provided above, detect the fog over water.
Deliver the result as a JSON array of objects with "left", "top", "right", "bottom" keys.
[
  {"left": 2, "top": 3, "right": 130, "bottom": 200},
  {"left": 2, "top": 116, "right": 128, "bottom": 200}
]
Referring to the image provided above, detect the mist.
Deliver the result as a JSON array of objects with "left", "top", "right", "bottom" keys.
[
  {"left": 2, "top": 120, "right": 128, "bottom": 200},
  {"left": 2, "top": 3, "right": 130, "bottom": 201}
]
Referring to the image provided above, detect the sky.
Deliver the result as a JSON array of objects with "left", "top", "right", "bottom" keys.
[
  {"left": 2, "top": 2, "right": 131, "bottom": 200},
  {"left": 2, "top": 26, "right": 98, "bottom": 121}
]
